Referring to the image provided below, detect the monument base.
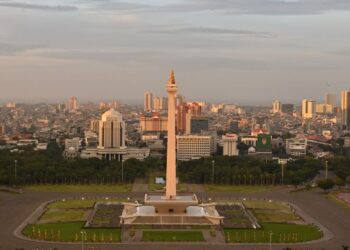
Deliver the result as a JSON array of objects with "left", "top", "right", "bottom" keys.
[{"left": 120, "top": 193, "right": 223, "bottom": 226}]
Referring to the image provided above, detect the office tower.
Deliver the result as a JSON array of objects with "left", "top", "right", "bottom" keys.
[
  {"left": 301, "top": 99, "right": 316, "bottom": 119},
  {"left": 153, "top": 96, "right": 163, "bottom": 111},
  {"left": 176, "top": 94, "right": 184, "bottom": 106},
  {"left": 177, "top": 102, "right": 202, "bottom": 134},
  {"left": 144, "top": 91, "right": 153, "bottom": 112},
  {"left": 190, "top": 116, "right": 209, "bottom": 134},
  {"left": 286, "top": 136, "right": 307, "bottom": 157},
  {"left": 98, "top": 108, "right": 126, "bottom": 160},
  {"left": 110, "top": 100, "right": 120, "bottom": 110},
  {"left": 67, "top": 96, "right": 78, "bottom": 113},
  {"left": 341, "top": 91, "right": 350, "bottom": 127},
  {"left": 176, "top": 135, "right": 212, "bottom": 161},
  {"left": 222, "top": 134, "right": 239, "bottom": 156},
  {"left": 281, "top": 104, "right": 294, "bottom": 115},
  {"left": 90, "top": 119, "right": 100, "bottom": 134},
  {"left": 162, "top": 97, "right": 168, "bottom": 110},
  {"left": 316, "top": 104, "right": 333, "bottom": 114},
  {"left": 272, "top": 100, "right": 282, "bottom": 113},
  {"left": 325, "top": 93, "right": 336, "bottom": 107},
  {"left": 139, "top": 112, "right": 168, "bottom": 132}
]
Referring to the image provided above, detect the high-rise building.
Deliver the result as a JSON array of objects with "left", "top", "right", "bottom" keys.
[
  {"left": 301, "top": 99, "right": 316, "bottom": 119},
  {"left": 139, "top": 112, "right": 168, "bottom": 132},
  {"left": 281, "top": 104, "right": 294, "bottom": 115},
  {"left": 341, "top": 91, "right": 350, "bottom": 127},
  {"left": 153, "top": 96, "right": 163, "bottom": 111},
  {"left": 316, "top": 104, "right": 333, "bottom": 114},
  {"left": 177, "top": 102, "right": 202, "bottom": 134},
  {"left": 90, "top": 119, "right": 100, "bottom": 134},
  {"left": 176, "top": 135, "right": 212, "bottom": 161},
  {"left": 272, "top": 100, "right": 282, "bottom": 113},
  {"left": 162, "top": 97, "right": 168, "bottom": 110},
  {"left": 110, "top": 100, "right": 120, "bottom": 110},
  {"left": 222, "top": 134, "right": 239, "bottom": 156},
  {"left": 190, "top": 116, "right": 209, "bottom": 134},
  {"left": 144, "top": 91, "right": 153, "bottom": 112},
  {"left": 98, "top": 109, "right": 126, "bottom": 160},
  {"left": 325, "top": 93, "right": 336, "bottom": 107},
  {"left": 67, "top": 96, "right": 78, "bottom": 113},
  {"left": 286, "top": 136, "right": 307, "bottom": 157}
]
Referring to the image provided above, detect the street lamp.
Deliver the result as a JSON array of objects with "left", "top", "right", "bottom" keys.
[
  {"left": 268, "top": 230, "right": 273, "bottom": 250},
  {"left": 281, "top": 163, "right": 285, "bottom": 185},
  {"left": 14, "top": 160, "right": 17, "bottom": 185},
  {"left": 211, "top": 160, "right": 215, "bottom": 184},
  {"left": 80, "top": 230, "right": 85, "bottom": 250},
  {"left": 121, "top": 159, "right": 124, "bottom": 183}
]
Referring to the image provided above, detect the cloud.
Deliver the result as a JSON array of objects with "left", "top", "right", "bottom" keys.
[
  {"left": 151, "top": 26, "right": 272, "bottom": 38},
  {"left": 0, "top": 42, "right": 46, "bottom": 56},
  {"left": 155, "top": 0, "right": 350, "bottom": 15},
  {"left": 0, "top": 1, "right": 77, "bottom": 11}
]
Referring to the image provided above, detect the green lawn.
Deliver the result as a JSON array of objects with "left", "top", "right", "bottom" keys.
[
  {"left": 243, "top": 200, "right": 289, "bottom": 210},
  {"left": 225, "top": 223, "right": 323, "bottom": 243},
  {"left": 205, "top": 185, "right": 276, "bottom": 193},
  {"left": 23, "top": 222, "right": 121, "bottom": 242},
  {"left": 254, "top": 211, "right": 301, "bottom": 223},
  {"left": 142, "top": 230, "right": 205, "bottom": 242},
  {"left": 25, "top": 184, "right": 132, "bottom": 192},
  {"left": 39, "top": 208, "right": 89, "bottom": 223},
  {"left": 47, "top": 198, "right": 125, "bottom": 209}
]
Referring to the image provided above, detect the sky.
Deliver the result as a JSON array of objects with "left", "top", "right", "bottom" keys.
[{"left": 0, "top": 0, "right": 350, "bottom": 105}]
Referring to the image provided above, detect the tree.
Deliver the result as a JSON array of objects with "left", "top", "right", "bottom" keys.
[
  {"left": 317, "top": 179, "right": 335, "bottom": 192},
  {"left": 335, "top": 177, "right": 345, "bottom": 190},
  {"left": 346, "top": 176, "right": 350, "bottom": 185}
]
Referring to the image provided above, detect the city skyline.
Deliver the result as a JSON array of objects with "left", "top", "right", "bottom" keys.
[{"left": 1, "top": 0, "right": 350, "bottom": 103}]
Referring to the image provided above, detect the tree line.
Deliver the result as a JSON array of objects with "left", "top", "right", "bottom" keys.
[{"left": 1, "top": 142, "right": 350, "bottom": 186}]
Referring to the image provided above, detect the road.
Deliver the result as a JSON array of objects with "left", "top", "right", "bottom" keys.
[{"left": 0, "top": 188, "right": 349, "bottom": 250}]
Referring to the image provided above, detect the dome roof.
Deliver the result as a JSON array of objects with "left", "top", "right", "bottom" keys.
[{"left": 101, "top": 108, "right": 122, "bottom": 121}]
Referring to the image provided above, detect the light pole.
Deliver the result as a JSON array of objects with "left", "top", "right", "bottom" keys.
[
  {"left": 121, "top": 159, "right": 124, "bottom": 183},
  {"left": 281, "top": 163, "right": 285, "bottom": 185},
  {"left": 325, "top": 160, "right": 328, "bottom": 179},
  {"left": 14, "top": 160, "right": 17, "bottom": 185},
  {"left": 268, "top": 230, "right": 273, "bottom": 250},
  {"left": 80, "top": 230, "right": 85, "bottom": 250},
  {"left": 211, "top": 160, "right": 215, "bottom": 184}
]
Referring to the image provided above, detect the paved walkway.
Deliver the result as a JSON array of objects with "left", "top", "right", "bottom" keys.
[{"left": 1, "top": 188, "right": 350, "bottom": 250}]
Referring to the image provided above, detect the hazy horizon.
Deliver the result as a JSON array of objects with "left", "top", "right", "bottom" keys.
[{"left": 1, "top": 0, "right": 350, "bottom": 104}]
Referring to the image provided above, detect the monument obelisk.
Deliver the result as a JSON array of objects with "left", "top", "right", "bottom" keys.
[{"left": 165, "top": 70, "right": 177, "bottom": 199}]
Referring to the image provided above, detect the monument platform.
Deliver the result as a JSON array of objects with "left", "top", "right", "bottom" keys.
[{"left": 120, "top": 193, "right": 223, "bottom": 226}]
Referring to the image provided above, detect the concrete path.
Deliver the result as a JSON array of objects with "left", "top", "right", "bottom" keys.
[{"left": 2, "top": 188, "right": 350, "bottom": 250}]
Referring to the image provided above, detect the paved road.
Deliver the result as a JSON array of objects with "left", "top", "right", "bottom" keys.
[{"left": 1, "top": 188, "right": 350, "bottom": 250}]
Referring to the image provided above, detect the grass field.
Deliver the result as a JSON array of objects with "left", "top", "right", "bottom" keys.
[
  {"left": 225, "top": 223, "right": 323, "bottom": 243},
  {"left": 47, "top": 198, "right": 125, "bottom": 209},
  {"left": 205, "top": 185, "right": 276, "bottom": 193},
  {"left": 23, "top": 222, "right": 121, "bottom": 242},
  {"left": 254, "top": 211, "right": 300, "bottom": 223},
  {"left": 39, "top": 208, "right": 89, "bottom": 223},
  {"left": 243, "top": 200, "right": 289, "bottom": 210},
  {"left": 142, "top": 230, "right": 204, "bottom": 242},
  {"left": 25, "top": 184, "right": 132, "bottom": 192}
]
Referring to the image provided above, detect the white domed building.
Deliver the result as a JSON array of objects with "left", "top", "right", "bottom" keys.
[{"left": 97, "top": 109, "right": 127, "bottom": 161}]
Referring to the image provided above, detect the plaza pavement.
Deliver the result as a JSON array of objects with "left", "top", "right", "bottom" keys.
[{"left": 0, "top": 188, "right": 350, "bottom": 250}]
